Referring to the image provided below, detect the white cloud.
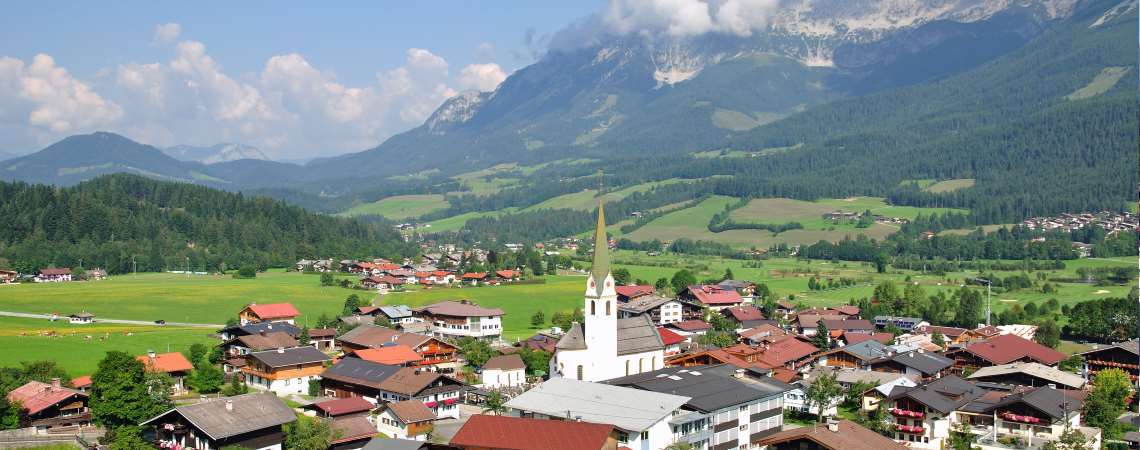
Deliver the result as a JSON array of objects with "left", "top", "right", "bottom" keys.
[
  {"left": 457, "top": 63, "right": 507, "bottom": 92},
  {"left": 0, "top": 54, "right": 121, "bottom": 137},
  {"left": 603, "top": 0, "right": 780, "bottom": 38},
  {"left": 152, "top": 23, "right": 182, "bottom": 45},
  {"left": 475, "top": 42, "right": 497, "bottom": 62}
]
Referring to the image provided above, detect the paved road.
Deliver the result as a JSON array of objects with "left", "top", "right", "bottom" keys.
[{"left": 0, "top": 310, "right": 222, "bottom": 329}]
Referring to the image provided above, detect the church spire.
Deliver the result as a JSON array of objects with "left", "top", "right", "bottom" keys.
[{"left": 591, "top": 171, "right": 610, "bottom": 296}]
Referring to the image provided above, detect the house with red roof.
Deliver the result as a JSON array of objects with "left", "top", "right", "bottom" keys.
[
  {"left": 362, "top": 275, "right": 405, "bottom": 291},
  {"left": 656, "top": 327, "right": 685, "bottom": 356},
  {"left": 35, "top": 267, "right": 72, "bottom": 283},
  {"left": 494, "top": 270, "right": 520, "bottom": 282},
  {"left": 70, "top": 375, "right": 91, "bottom": 392},
  {"left": 666, "top": 319, "right": 711, "bottom": 338},
  {"left": 305, "top": 396, "right": 374, "bottom": 419},
  {"left": 725, "top": 337, "right": 820, "bottom": 370},
  {"left": 238, "top": 302, "right": 300, "bottom": 325},
  {"left": 450, "top": 415, "right": 620, "bottom": 450},
  {"left": 6, "top": 378, "right": 90, "bottom": 431},
  {"left": 615, "top": 285, "right": 655, "bottom": 302},
  {"left": 461, "top": 272, "right": 489, "bottom": 285},
  {"left": 681, "top": 285, "right": 745, "bottom": 310},
  {"left": 138, "top": 351, "right": 195, "bottom": 393},
  {"left": 948, "top": 334, "right": 1066, "bottom": 373},
  {"left": 739, "top": 324, "right": 790, "bottom": 345},
  {"left": 350, "top": 345, "right": 424, "bottom": 366}
]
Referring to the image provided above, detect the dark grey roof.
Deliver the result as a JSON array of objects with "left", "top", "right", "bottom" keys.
[
  {"left": 323, "top": 358, "right": 402, "bottom": 388},
  {"left": 840, "top": 340, "right": 890, "bottom": 361},
  {"left": 222, "top": 321, "right": 301, "bottom": 337},
  {"left": 992, "top": 387, "right": 1083, "bottom": 420},
  {"left": 887, "top": 375, "right": 985, "bottom": 415},
  {"left": 1080, "top": 339, "right": 1139, "bottom": 356},
  {"left": 888, "top": 351, "right": 953, "bottom": 375},
  {"left": 362, "top": 437, "right": 428, "bottom": 450},
  {"left": 248, "top": 346, "right": 331, "bottom": 368},
  {"left": 555, "top": 323, "right": 586, "bottom": 350},
  {"left": 605, "top": 364, "right": 792, "bottom": 413},
  {"left": 141, "top": 393, "right": 295, "bottom": 440},
  {"left": 617, "top": 316, "right": 664, "bottom": 356},
  {"left": 617, "top": 295, "right": 676, "bottom": 314}
]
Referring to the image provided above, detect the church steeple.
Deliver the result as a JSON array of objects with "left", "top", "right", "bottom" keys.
[{"left": 590, "top": 173, "right": 610, "bottom": 296}]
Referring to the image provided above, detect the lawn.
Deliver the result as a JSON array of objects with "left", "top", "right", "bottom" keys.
[
  {"left": 0, "top": 316, "right": 213, "bottom": 377},
  {"left": 338, "top": 194, "right": 450, "bottom": 219},
  {"left": 924, "top": 179, "right": 976, "bottom": 193},
  {"left": 423, "top": 208, "right": 518, "bottom": 233}
]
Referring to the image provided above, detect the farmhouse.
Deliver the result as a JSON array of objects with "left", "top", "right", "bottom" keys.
[
  {"left": 68, "top": 312, "right": 95, "bottom": 324},
  {"left": 319, "top": 359, "right": 465, "bottom": 419},
  {"left": 305, "top": 396, "right": 374, "bottom": 419},
  {"left": 1078, "top": 339, "right": 1138, "bottom": 382},
  {"left": 142, "top": 393, "right": 295, "bottom": 450},
  {"left": 351, "top": 345, "right": 423, "bottom": 366},
  {"left": 238, "top": 303, "right": 300, "bottom": 325},
  {"left": 615, "top": 294, "right": 702, "bottom": 325},
  {"left": 219, "top": 321, "right": 301, "bottom": 341},
  {"left": 35, "top": 268, "right": 72, "bottom": 282},
  {"left": 6, "top": 378, "right": 91, "bottom": 432},
  {"left": 220, "top": 331, "right": 299, "bottom": 358},
  {"left": 0, "top": 269, "right": 17, "bottom": 283},
  {"left": 337, "top": 325, "right": 459, "bottom": 371},
  {"left": 682, "top": 284, "right": 745, "bottom": 310},
  {"left": 242, "top": 346, "right": 331, "bottom": 395},
  {"left": 376, "top": 400, "right": 436, "bottom": 441},
  {"left": 869, "top": 350, "right": 954, "bottom": 380},
  {"left": 138, "top": 351, "right": 195, "bottom": 393},
  {"left": 721, "top": 305, "right": 771, "bottom": 329},
  {"left": 966, "top": 362, "right": 1085, "bottom": 390},
  {"left": 947, "top": 334, "right": 1066, "bottom": 373},
  {"left": 758, "top": 419, "right": 907, "bottom": 450},
  {"left": 413, "top": 300, "right": 504, "bottom": 341}
]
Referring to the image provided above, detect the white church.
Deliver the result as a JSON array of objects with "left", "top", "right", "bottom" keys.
[{"left": 552, "top": 200, "right": 665, "bottom": 382}]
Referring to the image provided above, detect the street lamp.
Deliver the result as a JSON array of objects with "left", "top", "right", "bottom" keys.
[{"left": 969, "top": 277, "right": 992, "bottom": 326}]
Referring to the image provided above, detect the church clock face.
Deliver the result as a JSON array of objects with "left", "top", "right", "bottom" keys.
[{"left": 589, "top": 280, "right": 595, "bottom": 288}]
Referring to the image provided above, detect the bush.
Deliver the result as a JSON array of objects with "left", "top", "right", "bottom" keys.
[{"left": 232, "top": 267, "right": 257, "bottom": 279}]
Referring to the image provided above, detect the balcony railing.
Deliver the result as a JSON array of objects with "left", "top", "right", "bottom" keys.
[{"left": 890, "top": 408, "right": 925, "bottom": 419}]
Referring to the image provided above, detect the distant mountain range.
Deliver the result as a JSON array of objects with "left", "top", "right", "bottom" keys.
[{"left": 163, "top": 143, "right": 270, "bottom": 164}]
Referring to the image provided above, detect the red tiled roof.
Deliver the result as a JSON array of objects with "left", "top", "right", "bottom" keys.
[
  {"left": 244, "top": 303, "right": 300, "bottom": 320},
  {"left": 670, "top": 319, "right": 711, "bottom": 332},
  {"left": 752, "top": 338, "right": 819, "bottom": 368},
  {"left": 495, "top": 270, "right": 519, "bottom": 278},
  {"left": 137, "top": 352, "right": 194, "bottom": 373},
  {"left": 657, "top": 327, "right": 685, "bottom": 346},
  {"left": 432, "top": 271, "right": 451, "bottom": 277},
  {"left": 7, "top": 381, "right": 86, "bottom": 415},
  {"left": 311, "top": 396, "right": 374, "bottom": 416},
  {"left": 352, "top": 345, "right": 423, "bottom": 365},
  {"left": 357, "top": 306, "right": 380, "bottom": 315},
  {"left": 70, "top": 375, "right": 91, "bottom": 389},
  {"left": 724, "top": 305, "right": 765, "bottom": 322},
  {"left": 462, "top": 272, "right": 488, "bottom": 279},
  {"left": 451, "top": 415, "right": 615, "bottom": 450},
  {"left": 739, "top": 324, "right": 788, "bottom": 341},
  {"left": 615, "top": 285, "right": 655, "bottom": 299},
  {"left": 842, "top": 332, "right": 893, "bottom": 346},
  {"left": 965, "top": 334, "right": 1066, "bottom": 366},
  {"left": 834, "top": 305, "right": 861, "bottom": 316},
  {"left": 688, "top": 285, "right": 744, "bottom": 305},
  {"left": 771, "top": 367, "right": 798, "bottom": 383}
]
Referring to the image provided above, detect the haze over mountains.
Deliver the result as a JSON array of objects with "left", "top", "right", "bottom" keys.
[{"left": 0, "top": 0, "right": 1135, "bottom": 220}]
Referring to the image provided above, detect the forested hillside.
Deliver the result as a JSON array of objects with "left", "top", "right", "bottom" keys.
[{"left": 0, "top": 174, "right": 414, "bottom": 273}]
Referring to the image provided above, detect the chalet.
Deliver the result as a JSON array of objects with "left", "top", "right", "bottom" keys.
[
  {"left": 794, "top": 314, "right": 845, "bottom": 336},
  {"left": 947, "top": 334, "right": 1066, "bottom": 373},
  {"left": 68, "top": 312, "right": 94, "bottom": 324},
  {"left": 461, "top": 272, "right": 488, "bottom": 285},
  {"left": 0, "top": 269, "right": 17, "bottom": 283},
  {"left": 665, "top": 319, "right": 711, "bottom": 338},
  {"left": 238, "top": 303, "right": 300, "bottom": 326},
  {"left": 337, "top": 325, "right": 459, "bottom": 371},
  {"left": 362, "top": 275, "right": 404, "bottom": 291},
  {"left": 319, "top": 359, "right": 465, "bottom": 419},
  {"left": 494, "top": 269, "right": 520, "bottom": 282},
  {"left": 351, "top": 345, "right": 423, "bottom": 366},
  {"left": 309, "top": 328, "right": 337, "bottom": 352},
  {"left": 868, "top": 350, "right": 954, "bottom": 380},
  {"left": 329, "top": 415, "right": 378, "bottom": 450},
  {"left": 967, "top": 362, "right": 1085, "bottom": 390},
  {"left": 913, "top": 325, "right": 969, "bottom": 344},
  {"left": 138, "top": 351, "right": 195, "bottom": 393},
  {"left": 413, "top": 300, "right": 504, "bottom": 341},
  {"left": 681, "top": 284, "right": 745, "bottom": 310},
  {"left": 35, "top": 268, "right": 72, "bottom": 283},
  {"left": 219, "top": 321, "right": 301, "bottom": 341},
  {"left": 774, "top": 300, "right": 797, "bottom": 319},
  {"left": 739, "top": 324, "right": 790, "bottom": 345},
  {"left": 839, "top": 331, "right": 894, "bottom": 346},
  {"left": 430, "top": 270, "right": 455, "bottom": 284},
  {"left": 220, "top": 331, "right": 299, "bottom": 358},
  {"left": 375, "top": 305, "right": 417, "bottom": 325},
  {"left": 614, "top": 284, "right": 655, "bottom": 302},
  {"left": 481, "top": 354, "right": 525, "bottom": 388},
  {"left": 450, "top": 415, "right": 620, "bottom": 450},
  {"left": 376, "top": 400, "right": 436, "bottom": 441},
  {"left": 143, "top": 393, "right": 295, "bottom": 450},
  {"left": 758, "top": 419, "right": 907, "bottom": 450},
  {"left": 616, "top": 295, "right": 702, "bottom": 325},
  {"left": 6, "top": 378, "right": 90, "bottom": 432},
  {"left": 723, "top": 337, "right": 819, "bottom": 370},
  {"left": 242, "top": 346, "right": 331, "bottom": 395},
  {"left": 874, "top": 316, "right": 926, "bottom": 332},
  {"left": 1078, "top": 339, "right": 1138, "bottom": 382},
  {"left": 716, "top": 279, "right": 757, "bottom": 297},
  {"left": 721, "top": 305, "right": 771, "bottom": 329},
  {"left": 657, "top": 327, "right": 685, "bottom": 356},
  {"left": 815, "top": 340, "right": 890, "bottom": 369}
]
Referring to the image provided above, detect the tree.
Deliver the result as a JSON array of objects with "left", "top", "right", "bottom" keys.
[
  {"left": 722, "top": 268, "right": 734, "bottom": 281},
  {"left": 341, "top": 294, "right": 362, "bottom": 316},
  {"left": 320, "top": 272, "right": 334, "bottom": 286},
  {"left": 90, "top": 351, "right": 172, "bottom": 430},
  {"left": 234, "top": 266, "right": 256, "bottom": 279},
  {"left": 844, "top": 381, "right": 877, "bottom": 407},
  {"left": 872, "top": 253, "right": 889, "bottom": 273},
  {"left": 516, "top": 348, "right": 551, "bottom": 376},
  {"left": 187, "top": 363, "right": 224, "bottom": 394},
  {"left": 185, "top": 343, "right": 208, "bottom": 367},
  {"left": 698, "top": 331, "right": 737, "bottom": 348},
  {"left": 708, "top": 311, "right": 735, "bottom": 332},
  {"left": 612, "top": 268, "right": 632, "bottom": 286},
  {"left": 222, "top": 375, "right": 249, "bottom": 397},
  {"left": 812, "top": 319, "right": 830, "bottom": 350},
  {"left": 873, "top": 281, "right": 902, "bottom": 315},
  {"left": 1058, "top": 355, "right": 1083, "bottom": 374},
  {"left": 285, "top": 416, "right": 335, "bottom": 450},
  {"left": 931, "top": 332, "right": 945, "bottom": 348},
  {"left": 0, "top": 397, "right": 20, "bottom": 430},
  {"left": 530, "top": 311, "right": 545, "bottom": 328},
  {"left": 946, "top": 420, "right": 978, "bottom": 450},
  {"left": 456, "top": 338, "right": 495, "bottom": 367},
  {"left": 224, "top": 317, "right": 239, "bottom": 328},
  {"left": 308, "top": 379, "right": 320, "bottom": 396},
  {"left": 670, "top": 269, "right": 696, "bottom": 295},
  {"left": 654, "top": 277, "right": 669, "bottom": 292},
  {"left": 482, "top": 391, "right": 507, "bottom": 415},
  {"left": 298, "top": 326, "right": 311, "bottom": 345},
  {"left": 805, "top": 372, "right": 842, "bottom": 422},
  {"left": 1033, "top": 320, "right": 1060, "bottom": 348},
  {"left": 1082, "top": 369, "right": 1134, "bottom": 437},
  {"left": 109, "top": 426, "right": 151, "bottom": 450},
  {"left": 953, "top": 286, "right": 983, "bottom": 328},
  {"left": 664, "top": 442, "right": 694, "bottom": 450}
]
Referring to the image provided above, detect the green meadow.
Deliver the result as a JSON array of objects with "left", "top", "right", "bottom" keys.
[{"left": 338, "top": 194, "right": 451, "bottom": 219}]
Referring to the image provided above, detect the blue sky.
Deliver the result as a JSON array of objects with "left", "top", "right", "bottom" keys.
[{"left": 0, "top": 2, "right": 601, "bottom": 157}]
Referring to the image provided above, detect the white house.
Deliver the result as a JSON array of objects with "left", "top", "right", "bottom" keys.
[
  {"left": 552, "top": 202, "right": 666, "bottom": 382},
  {"left": 242, "top": 347, "right": 330, "bottom": 396},
  {"left": 481, "top": 354, "right": 525, "bottom": 389},
  {"left": 412, "top": 300, "right": 504, "bottom": 341},
  {"left": 68, "top": 312, "right": 94, "bottom": 324},
  {"left": 376, "top": 400, "right": 436, "bottom": 441}
]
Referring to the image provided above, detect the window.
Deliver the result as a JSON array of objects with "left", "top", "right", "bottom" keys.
[
  {"left": 638, "top": 358, "right": 643, "bottom": 373},
  {"left": 577, "top": 365, "right": 583, "bottom": 380},
  {"left": 591, "top": 301, "right": 596, "bottom": 315},
  {"left": 625, "top": 360, "right": 630, "bottom": 376},
  {"left": 606, "top": 301, "right": 611, "bottom": 315}
]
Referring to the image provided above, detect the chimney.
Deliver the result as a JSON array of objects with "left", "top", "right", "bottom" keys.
[
  {"left": 225, "top": 400, "right": 233, "bottom": 412},
  {"left": 147, "top": 350, "right": 157, "bottom": 360},
  {"left": 51, "top": 378, "right": 61, "bottom": 390},
  {"left": 734, "top": 369, "right": 745, "bottom": 379},
  {"left": 826, "top": 419, "right": 839, "bottom": 432},
  {"left": 574, "top": 416, "right": 583, "bottom": 422},
  {"left": 277, "top": 347, "right": 285, "bottom": 353}
]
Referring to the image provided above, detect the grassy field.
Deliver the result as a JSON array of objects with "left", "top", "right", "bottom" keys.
[
  {"left": 0, "top": 316, "right": 213, "bottom": 376},
  {"left": 338, "top": 194, "right": 450, "bottom": 219},
  {"left": 423, "top": 209, "right": 518, "bottom": 233},
  {"left": 925, "top": 179, "right": 976, "bottom": 193},
  {"left": 522, "top": 179, "right": 691, "bottom": 212}
]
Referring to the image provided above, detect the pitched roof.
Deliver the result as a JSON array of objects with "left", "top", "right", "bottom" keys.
[
  {"left": 921, "top": 325, "right": 968, "bottom": 338},
  {"left": 670, "top": 319, "right": 710, "bottom": 332},
  {"left": 657, "top": 327, "right": 685, "bottom": 346},
  {"left": 462, "top": 272, "right": 487, "bottom": 279},
  {"left": 886, "top": 351, "right": 954, "bottom": 375},
  {"left": 757, "top": 420, "right": 907, "bottom": 450},
  {"left": 523, "top": 333, "right": 559, "bottom": 352},
  {"left": 988, "top": 386, "right": 1085, "bottom": 420},
  {"left": 308, "top": 328, "right": 337, "bottom": 338},
  {"left": 887, "top": 375, "right": 986, "bottom": 414},
  {"left": 483, "top": 354, "right": 525, "bottom": 371},
  {"left": 413, "top": 300, "right": 503, "bottom": 317},
  {"left": 378, "top": 305, "right": 413, "bottom": 319},
  {"left": 834, "top": 305, "right": 861, "bottom": 316},
  {"left": 797, "top": 314, "right": 846, "bottom": 328},
  {"left": 222, "top": 321, "right": 301, "bottom": 337},
  {"left": 739, "top": 324, "right": 788, "bottom": 341},
  {"left": 353, "top": 346, "right": 423, "bottom": 365},
  {"left": 555, "top": 322, "right": 587, "bottom": 350},
  {"left": 589, "top": 198, "right": 610, "bottom": 297},
  {"left": 330, "top": 416, "right": 378, "bottom": 444},
  {"left": 615, "top": 285, "right": 655, "bottom": 299},
  {"left": 243, "top": 303, "right": 300, "bottom": 320},
  {"left": 965, "top": 334, "right": 1066, "bottom": 366},
  {"left": 822, "top": 319, "right": 875, "bottom": 331},
  {"left": 322, "top": 358, "right": 403, "bottom": 388},
  {"left": 248, "top": 346, "right": 331, "bottom": 368},
  {"left": 451, "top": 415, "right": 615, "bottom": 450},
  {"left": 137, "top": 352, "right": 194, "bottom": 373},
  {"left": 616, "top": 295, "right": 676, "bottom": 314},
  {"left": 617, "top": 316, "right": 665, "bottom": 355},
  {"left": 495, "top": 270, "right": 519, "bottom": 278},
  {"left": 141, "top": 393, "right": 295, "bottom": 440},
  {"left": 362, "top": 438, "right": 427, "bottom": 450},
  {"left": 378, "top": 367, "right": 458, "bottom": 396},
  {"left": 38, "top": 268, "right": 71, "bottom": 276},
  {"left": 1079, "top": 339, "right": 1139, "bottom": 357},
  {"left": 231, "top": 331, "right": 298, "bottom": 351},
  {"left": 753, "top": 338, "right": 819, "bottom": 367},
  {"left": 7, "top": 381, "right": 86, "bottom": 415},
  {"left": 70, "top": 375, "right": 91, "bottom": 389},
  {"left": 310, "top": 396, "right": 374, "bottom": 416},
  {"left": 383, "top": 399, "right": 435, "bottom": 424},
  {"left": 724, "top": 305, "right": 765, "bottom": 322},
  {"left": 687, "top": 285, "right": 743, "bottom": 305},
  {"left": 339, "top": 325, "right": 433, "bottom": 349},
  {"left": 505, "top": 378, "right": 689, "bottom": 432},
  {"left": 836, "top": 340, "right": 890, "bottom": 361},
  {"left": 967, "top": 362, "right": 1085, "bottom": 389},
  {"left": 605, "top": 364, "right": 793, "bottom": 413}
]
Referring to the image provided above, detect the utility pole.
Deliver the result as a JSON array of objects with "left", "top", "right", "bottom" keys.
[
  {"left": 186, "top": 256, "right": 190, "bottom": 278},
  {"left": 970, "top": 277, "right": 993, "bottom": 326},
  {"left": 131, "top": 256, "right": 137, "bottom": 275}
]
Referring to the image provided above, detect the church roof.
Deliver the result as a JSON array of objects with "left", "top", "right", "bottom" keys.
[
  {"left": 590, "top": 189, "right": 609, "bottom": 297},
  {"left": 617, "top": 316, "right": 664, "bottom": 356},
  {"left": 556, "top": 323, "right": 587, "bottom": 351}
]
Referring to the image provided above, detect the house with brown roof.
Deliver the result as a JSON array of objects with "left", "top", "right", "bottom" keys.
[
  {"left": 521, "top": 333, "right": 559, "bottom": 353},
  {"left": 138, "top": 351, "right": 195, "bottom": 393},
  {"left": 481, "top": 354, "right": 525, "bottom": 388},
  {"left": 615, "top": 294, "right": 703, "bottom": 325},
  {"left": 142, "top": 393, "right": 295, "bottom": 450},
  {"left": 238, "top": 302, "right": 300, "bottom": 325},
  {"left": 665, "top": 319, "right": 710, "bottom": 337},
  {"left": 6, "top": 378, "right": 90, "bottom": 432},
  {"left": 720, "top": 305, "right": 771, "bottom": 329},
  {"left": 306, "top": 396, "right": 374, "bottom": 418},
  {"left": 758, "top": 419, "right": 906, "bottom": 450},
  {"left": 739, "top": 324, "right": 790, "bottom": 345},
  {"left": 337, "top": 325, "right": 459, "bottom": 371},
  {"left": 724, "top": 338, "right": 820, "bottom": 370},
  {"left": 450, "top": 415, "right": 619, "bottom": 450},
  {"left": 241, "top": 346, "right": 331, "bottom": 395},
  {"left": 329, "top": 415, "right": 378, "bottom": 450},
  {"left": 376, "top": 400, "right": 436, "bottom": 441},
  {"left": 309, "top": 327, "right": 338, "bottom": 352},
  {"left": 220, "top": 330, "right": 299, "bottom": 358},
  {"left": 947, "top": 334, "right": 1066, "bottom": 373},
  {"left": 0, "top": 268, "right": 18, "bottom": 283},
  {"left": 1078, "top": 339, "right": 1138, "bottom": 382},
  {"left": 35, "top": 267, "right": 72, "bottom": 282},
  {"left": 614, "top": 284, "right": 655, "bottom": 302},
  {"left": 319, "top": 358, "right": 466, "bottom": 419},
  {"left": 681, "top": 284, "right": 745, "bottom": 310},
  {"left": 412, "top": 300, "right": 504, "bottom": 341}
]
